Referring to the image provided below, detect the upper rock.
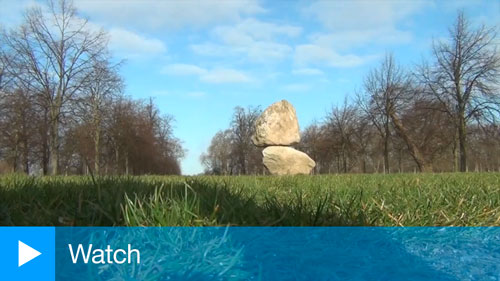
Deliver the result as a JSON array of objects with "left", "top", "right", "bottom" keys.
[{"left": 252, "top": 100, "right": 300, "bottom": 147}]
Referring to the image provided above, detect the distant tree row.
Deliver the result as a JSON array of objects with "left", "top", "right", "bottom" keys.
[
  {"left": 202, "top": 12, "right": 500, "bottom": 174},
  {"left": 0, "top": 0, "right": 184, "bottom": 175},
  {"left": 200, "top": 106, "right": 263, "bottom": 175}
]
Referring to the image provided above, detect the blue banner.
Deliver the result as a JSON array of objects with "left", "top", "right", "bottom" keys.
[{"left": 2, "top": 227, "right": 499, "bottom": 280}]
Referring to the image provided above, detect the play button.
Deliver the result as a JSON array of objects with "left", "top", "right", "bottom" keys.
[
  {"left": 18, "top": 240, "right": 42, "bottom": 267},
  {"left": 0, "top": 227, "right": 54, "bottom": 280}
]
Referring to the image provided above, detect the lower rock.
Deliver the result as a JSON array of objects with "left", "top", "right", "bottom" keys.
[{"left": 262, "top": 146, "right": 316, "bottom": 175}]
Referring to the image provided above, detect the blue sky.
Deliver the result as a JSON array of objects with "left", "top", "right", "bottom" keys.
[{"left": 1, "top": 0, "right": 498, "bottom": 175}]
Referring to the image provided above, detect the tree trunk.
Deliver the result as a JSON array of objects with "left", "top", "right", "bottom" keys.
[
  {"left": 398, "top": 148, "right": 403, "bottom": 173},
  {"left": 383, "top": 120, "right": 390, "bottom": 173},
  {"left": 23, "top": 139, "right": 29, "bottom": 174},
  {"left": 42, "top": 145, "right": 49, "bottom": 175},
  {"left": 452, "top": 129, "right": 459, "bottom": 172},
  {"left": 343, "top": 153, "right": 347, "bottom": 173},
  {"left": 94, "top": 122, "right": 100, "bottom": 175},
  {"left": 240, "top": 152, "right": 246, "bottom": 175},
  {"left": 362, "top": 156, "right": 367, "bottom": 173},
  {"left": 93, "top": 98, "right": 102, "bottom": 175},
  {"left": 341, "top": 143, "right": 347, "bottom": 173},
  {"left": 13, "top": 137, "right": 18, "bottom": 173},
  {"left": 115, "top": 147, "right": 120, "bottom": 174},
  {"left": 49, "top": 118, "right": 59, "bottom": 175},
  {"left": 125, "top": 151, "right": 129, "bottom": 175},
  {"left": 338, "top": 158, "right": 341, "bottom": 173},
  {"left": 40, "top": 108, "right": 49, "bottom": 175},
  {"left": 458, "top": 114, "right": 467, "bottom": 172},
  {"left": 390, "top": 111, "right": 430, "bottom": 172}
]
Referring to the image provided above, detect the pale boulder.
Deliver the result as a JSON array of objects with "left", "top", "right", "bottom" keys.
[
  {"left": 262, "top": 146, "right": 315, "bottom": 175},
  {"left": 252, "top": 100, "right": 300, "bottom": 147}
]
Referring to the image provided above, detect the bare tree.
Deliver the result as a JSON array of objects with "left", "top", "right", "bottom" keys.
[
  {"left": 200, "top": 130, "right": 234, "bottom": 175},
  {"left": 60, "top": 96, "right": 184, "bottom": 175},
  {"left": 79, "top": 58, "right": 123, "bottom": 174},
  {"left": 0, "top": 1, "right": 185, "bottom": 176},
  {"left": 420, "top": 12, "right": 500, "bottom": 172},
  {"left": 400, "top": 99, "right": 455, "bottom": 171},
  {"left": 0, "top": 36, "right": 15, "bottom": 93},
  {"left": 0, "top": 88, "right": 37, "bottom": 173},
  {"left": 351, "top": 110, "right": 374, "bottom": 173},
  {"left": 230, "top": 106, "right": 262, "bottom": 175},
  {"left": 298, "top": 122, "right": 324, "bottom": 174},
  {"left": 364, "top": 54, "right": 430, "bottom": 172},
  {"left": 201, "top": 106, "right": 262, "bottom": 175},
  {"left": 3, "top": 0, "right": 108, "bottom": 174},
  {"left": 357, "top": 87, "right": 392, "bottom": 173},
  {"left": 325, "top": 100, "right": 358, "bottom": 173}
]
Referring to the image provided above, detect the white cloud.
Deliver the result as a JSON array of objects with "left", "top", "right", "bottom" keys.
[
  {"left": 191, "top": 18, "right": 301, "bottom": 63},
  {"left": 213, "top": 18, "right": 302, "bottom": 43},
  {"left": 301, "top": 1, "right": 426, "bottom": 49},
  {"left": 308, "top": 29, "right": 413, "bottom": 51},
  {"left": 191, "top": 41, "right": 292, "bottom": 62},
  {"left": 292, "top": 68, "right": 324, "bottom": 76},
  {"left": 0, "top": 1, "right": 167, "bottom": 59},
  {"left": 246, "top": 42, "right": 292, "bottom": 61},
  {"left": 162, "top": 63, "right": 252, "bottom": 84},
  {"left": 295, "top": 44, "right": 375, "bottom": 68},
  {"left": 435, "top": 0, "right": 494, "bottom": 12},
  {"left": 75, "top": 0, "right": 265, "bottom": 30},
  {"left": 161, "top": 63, "right": 207, "bottom": 76},
  {"left": 304, "top": 1, "right": 427, "bottom": 31},
  {"left": 292, "top": 1, "right": 427, "bottom": 68},
  {"left": 108, "top": 28, "right": 166, "bottom": 57},
  {"left": 0, "top": 0, "right": 37, "bottom": 27}
]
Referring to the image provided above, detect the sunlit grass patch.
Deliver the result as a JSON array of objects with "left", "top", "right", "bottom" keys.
[{"left": 0, "top": 173, "right": 499, "bottom": 226}]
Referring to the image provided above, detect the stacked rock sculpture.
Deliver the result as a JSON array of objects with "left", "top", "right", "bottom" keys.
[{"left": 252, "top": 100, "right": 316, "bottom": 175}]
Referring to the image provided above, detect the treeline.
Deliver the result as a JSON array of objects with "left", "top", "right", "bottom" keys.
[
  {"left": 202, "top": 12, "right": 500, "bottom": 175},
  {"left": 0, "top": 0, "right": 184, "bottom": 175},
  {"left": 200, "top": 106, "right": 263, "bottom": 175}
]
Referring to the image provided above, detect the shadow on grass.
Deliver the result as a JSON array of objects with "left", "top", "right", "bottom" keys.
[{"left": 0, "top": 175, "right": 370, "bottom": 226}]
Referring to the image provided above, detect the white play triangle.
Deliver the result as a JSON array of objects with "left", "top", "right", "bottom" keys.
[{"left": 18, "top": 240, "right": 42, "bottom": 267}]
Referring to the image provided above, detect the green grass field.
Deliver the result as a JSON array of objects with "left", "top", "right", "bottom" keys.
[{"left": 1, "top": 173, "right": 499, "bottom": 226}]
